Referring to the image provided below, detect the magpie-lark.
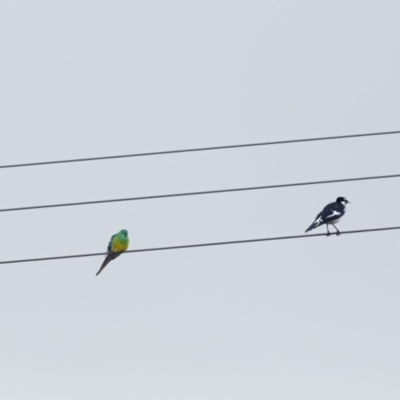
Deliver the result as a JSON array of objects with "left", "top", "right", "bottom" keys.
[{"left": 305, "top": 197, "right": 350, "bottom": 236}]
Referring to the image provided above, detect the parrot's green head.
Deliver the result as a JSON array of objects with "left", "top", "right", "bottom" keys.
[{"left": 119, "top": 229, "right": 128, "bottom": 237}]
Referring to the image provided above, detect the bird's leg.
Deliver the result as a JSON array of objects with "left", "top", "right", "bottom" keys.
[
  {"left": 332, "top": 224, "right": 341, "bottom": 236},
  {"left": 326, "top": 224, "right": 331, "bottom": 237}
]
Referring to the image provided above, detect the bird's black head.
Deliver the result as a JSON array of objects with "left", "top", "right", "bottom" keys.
[{"left": 336, "top": 197, "right": 350, "bottom": 204}]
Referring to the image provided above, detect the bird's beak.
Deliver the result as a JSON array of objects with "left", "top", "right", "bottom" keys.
[{"left": 347, "top": 201, "right": 351, "bottom": 203}]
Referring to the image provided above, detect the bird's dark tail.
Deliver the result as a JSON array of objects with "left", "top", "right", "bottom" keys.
[
  {"left": 305, "top": 224, "right": 315, "bottom": 233},
  {"left": 305, "top": 216, "right": 323, "bottom": 233},
  {"left": 96, "top": 253, "right": 120, "bottom": 276}
]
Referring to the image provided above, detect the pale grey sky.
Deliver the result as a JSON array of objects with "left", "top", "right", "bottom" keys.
[{"left": 0, "top": 1, "right": 400, "bottom": 399}]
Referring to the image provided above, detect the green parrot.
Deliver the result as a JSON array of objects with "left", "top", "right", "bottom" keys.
[{"left": 96, "top": 229, "right": 129, "bottom": 276}]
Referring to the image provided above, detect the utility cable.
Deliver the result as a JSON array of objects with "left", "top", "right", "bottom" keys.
[
  {"left": 1, "top": 129, "right": 399, "bottom": 169},
  {"left": 0, "top": 226, "right": 398, "bottom": 265},
  {"left": 0, "top": 173, "right": 399, "bottom": 213}
]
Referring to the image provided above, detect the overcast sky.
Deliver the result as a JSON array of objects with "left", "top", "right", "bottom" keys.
[{"left": 1, "top": 1, "right": 400, "bottom": 399}]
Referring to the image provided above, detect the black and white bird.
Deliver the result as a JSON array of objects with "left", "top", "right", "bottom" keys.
[{"left": 305, "top": 197, "right": 350, "bottom": 236}]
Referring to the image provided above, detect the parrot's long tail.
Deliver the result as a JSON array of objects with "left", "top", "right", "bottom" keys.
[{"left": 96, "top": 253, "right": 120, "bottom": 276}]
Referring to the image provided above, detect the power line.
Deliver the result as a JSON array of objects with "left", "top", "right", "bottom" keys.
[
  {"left": 1, "top": 129, "right": 399, "bottom": 170},
  {"left": 1, "top": 173, "right": 399, "bottom": 213},
  {"left": 1, "top": 226, "right": 398, "bottom": 266}
]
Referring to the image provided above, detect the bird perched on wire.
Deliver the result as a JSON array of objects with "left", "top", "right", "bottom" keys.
[
  {"left": 96, "top": 229, "right": 129, "bottom": 276},
  {"left": 305, "top": 197, "right": 350, "bottom": 236}
]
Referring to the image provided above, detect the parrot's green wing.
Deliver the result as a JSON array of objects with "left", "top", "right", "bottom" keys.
[{"left": 107, "top": 234, "right": 117, "bottom": 253}]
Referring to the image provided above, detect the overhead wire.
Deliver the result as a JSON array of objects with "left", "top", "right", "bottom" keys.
[
  {"left": 0, "top": 173, "right": 399, "bottom": 213},
  {"left": 1, "top": 130, "right": 397, "bottom": 267},
  {"left": 1, "top": 129, "right": 399, "bottom": 169},
  {"left": 0, "top": 226, "right": 399, "bottom": 265}
]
